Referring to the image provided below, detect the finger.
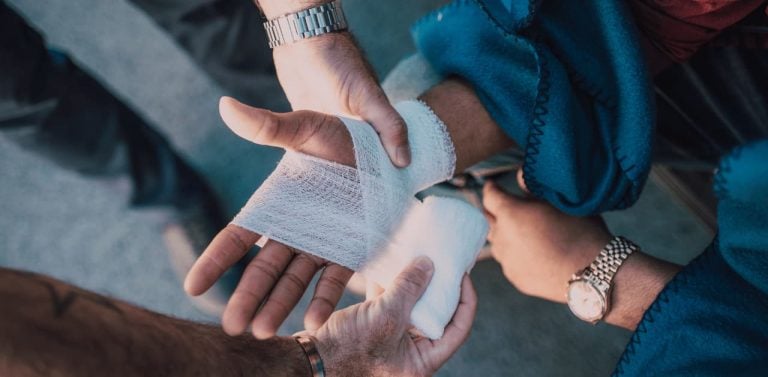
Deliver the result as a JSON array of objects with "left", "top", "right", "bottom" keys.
[
  {"left": 424, "top": 275, "right": 477, "bottom": 365},
  {"left": 251, "top": 252, "right": 323, "bottom": 339},
  {"left": 220, "top": 96, "right": 355, "bottom": 166},
  {"left": 516, "top": 168, "right": 530, "bottom": 194},
  {"left": 219, "top": 96, "right": 327, "bottom": 150},
  {"left": 382, "top": 257, "right": 434, "bottom": 314},
  {"left": 482, "top": 181, "right": 520, "bottom": 216},
  {"left": 354, "top": 87, "right": 411, "bottom": 167},
  {"left": 304, "top": 264, "right": 354, "bottom": 331},
  {"left": 482, "top": 209, "right": 496, "bottom": 227},
  {"left": 184, "top": 224, "right": 261, "bottom": 296},
  {"left": 221, "top": 240, "right": 293, "bottom": 335},
  {"left": 483, "top": 209, "right": 497, "bottom": 242},
  {"left": 365, "top": 280, "right": 384, "bottom": 302}
]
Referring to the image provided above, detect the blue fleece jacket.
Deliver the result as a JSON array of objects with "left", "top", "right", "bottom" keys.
[
  {"left": 614, "top": 140, "right": 768, "bottom": 376},
  {"left": 412, "top": 0, "right": 654, "bottom": 216},
  {"left": 412, "top": 1, "right": 768, "bottom": 373}
]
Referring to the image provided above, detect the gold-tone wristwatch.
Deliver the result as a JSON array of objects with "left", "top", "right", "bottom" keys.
[{"left": 566, "top": 236, "right": 638, "bottom": 324}]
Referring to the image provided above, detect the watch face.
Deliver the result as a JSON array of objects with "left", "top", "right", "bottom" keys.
[{"left": 567, "top": 280, "right": 606, "bottom": 322}]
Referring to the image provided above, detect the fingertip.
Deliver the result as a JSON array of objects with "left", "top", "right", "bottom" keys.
[
  {"left": 251, "top": 321, "right": 276, "bottom": 340},
  {"left": 182, "top": 276, "right": 196, "bottom": 296},
  {"left": 394, "top": 144, "right": 412, "bottom": 168},
  {"left": 516, "top": 169, "right": 529, "bottom": 194},
  {"left": 221, "top": 302, "right": 250, "bottom": 336},
  {"left": 219, "top": 96, "right": 247, "bottom": 128},
  {"left": 222, "top": 320, "right": 245, "bottom": 337},
  {"left": 183, "top": 271, "right": 205, "bottom": 297},
  {"left": 413, "top": 256, "right": 434, "bottom": 275},
  {"left": 219, "top": 96, "right": 244, "bottom": 122},
  {"left": 303, "top": 312, "right": 325, "bottom": 332}
]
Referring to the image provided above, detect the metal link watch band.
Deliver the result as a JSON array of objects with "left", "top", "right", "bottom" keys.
[
  {"left": 588, "top": 236, "right": 638, "bottom": 284},
  {"left": 295, "top": 335, "right": 326, "bottom": 377},
  {"left": 263, "top": 0, "right": 348, "bottom": 49}
]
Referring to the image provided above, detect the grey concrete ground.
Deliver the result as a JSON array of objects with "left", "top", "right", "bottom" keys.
[{"left": 1, "top": 0, "right": 713, "bottom": 376}]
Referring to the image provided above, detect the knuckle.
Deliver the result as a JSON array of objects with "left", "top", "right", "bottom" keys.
[
  {"left": 397, "top": 271, "right": 427, "bottom": 297},
  {"left": 230, "top": 289, "right": 259, "bottom": 304},
  {"left": 319, "top": 272, "right": 348, "bottom": 292},
  {"left": 384, "top": 118, "right": 408, "bottom": 143},
  {"left": 282, "top": 270, "right": 309, "bottom": 293},
  {"left": 220, "top": 227, "right": 250, "bottom": 252},
  {"left": 246, "top": 258, "right": 282, "bottom": 282},
  {"left": 262, "top": 296, "right": 292, "bottom": 318},
  {"left": 309, "top": 295, "right": 336, "bottom": 312},
  {"left": 377, "top": 311, "right": 400, "bottom": 335},
  {"left": 293, "top": 252, "right": 322, "bottom": 269},
  {"left": 201, "top": 253, "right": 227, "bottom": 276},
  {"left": 254, "top": 112, "right": 281, "bottom": 143}
]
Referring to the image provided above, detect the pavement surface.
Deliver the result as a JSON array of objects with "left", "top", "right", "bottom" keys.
[{"left": 1, "top": 0, "right": 713, "bottom": 376}]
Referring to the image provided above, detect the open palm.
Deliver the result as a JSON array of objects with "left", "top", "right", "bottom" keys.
[{"left": 184, "top": 96, "right": 356, "bottom": 338}]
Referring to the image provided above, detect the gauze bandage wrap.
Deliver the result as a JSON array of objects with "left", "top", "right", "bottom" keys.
[{"left": 232, "top": 101, "right": 488, "bottom": 339}]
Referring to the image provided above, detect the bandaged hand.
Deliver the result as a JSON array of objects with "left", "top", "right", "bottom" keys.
[
  {"left": 188, "top": 92, "right": 488, "bottom": 340},
  {"left": 185, "top": 97, "right": 358, "bottom": 338}
]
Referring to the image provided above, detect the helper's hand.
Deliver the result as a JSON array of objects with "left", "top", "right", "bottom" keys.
[
  {"left": 185, "top": 97, "right": 356, "bottom": 338},
  {"left": 273, "top": 32, "right": 411, "bottom": 167},
  {"left": 309, "top": 257, "right": 477, "bottom": 377},
  {"left": 482, "top": 180, "right": 611, "bottom": 303}
]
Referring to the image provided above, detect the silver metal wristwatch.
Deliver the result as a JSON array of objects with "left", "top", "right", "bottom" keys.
[
  {"left": 566, "top": 236, "right": 638, "bottom": 324},
  {"left": 263, "top": 0, "right": 348, "bottom": 49}
]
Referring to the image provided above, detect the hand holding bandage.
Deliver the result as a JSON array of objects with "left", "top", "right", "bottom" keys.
[{"left": 186, "top": 98, "right": 488, "bottom": 339}]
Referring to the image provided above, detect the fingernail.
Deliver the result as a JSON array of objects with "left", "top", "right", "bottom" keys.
[
  {"left": 414, "top": 256, "right": 433, "bottom": 273},
  {"left": 396, "top": 146, "right": 411, "bottom": 167}
]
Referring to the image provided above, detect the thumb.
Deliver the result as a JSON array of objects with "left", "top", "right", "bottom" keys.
[
  {"left": 220, "top": 96, "right": 355, "bottom": 166},
  {"left": 382, "top": 257, "right": 434, "bottom": 314},
  {"left": 219, "top": 96, "right": 330, "bottom": 151},
  {"left": 353, "top": 87, "right": 411, "bottom": 168},
  {"left": 482, "top": 181, "right": 523, "bottom": 216}
]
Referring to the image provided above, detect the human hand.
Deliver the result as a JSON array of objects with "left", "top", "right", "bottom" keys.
[
  {"left": 309, "top": 257, "right": 477, "bottom": 377},
  {"left": 273, "top": 31, "right": 411, "bottom": 167},
  {"left": 185, "top": 97, "right": 357, "bottom": 338},
  {"left": 482, "top": 180, "right": 612, "bottom": 303}
]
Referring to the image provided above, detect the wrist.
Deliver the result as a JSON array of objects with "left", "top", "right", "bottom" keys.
[
  {"left": 313, "top": 329, "right": 373, "bottom": 377},
  {"left": 257, "top": 0, "right": 333, "bottom": 20},
  {"left": 419, "top": 79, "right": 515, "bottom": 173},
  {"left": 272, "top": 29, "right": 352, "bottom": 52},
  {"left": 603, "top": 252, "right": 680, "bottom": 330},
  {"left": 227, "top": 336, "right": 311, "bottom": 377}
]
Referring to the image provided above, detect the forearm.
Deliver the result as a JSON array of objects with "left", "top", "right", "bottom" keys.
[
  {"left": 0, "top": 268, "right": 309, "bottom": 377},
  {"left": 420, "top": 79, "right": 516, "bottom": 172}
]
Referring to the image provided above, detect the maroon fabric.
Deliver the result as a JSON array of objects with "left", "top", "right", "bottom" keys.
[{"left": 630, "top": 0, "right": 767, "bottom": 63}]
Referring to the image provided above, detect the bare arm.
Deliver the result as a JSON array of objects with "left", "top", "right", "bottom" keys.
[
  {"left": 0, "top": 268, "right": 309, "bottom": 377},
  {"left": 1, "top": 258, "right": 474, "bottom": 377}
]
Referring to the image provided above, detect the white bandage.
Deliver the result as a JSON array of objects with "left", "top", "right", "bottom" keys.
[{"left": 232, "top": 100, "right": 488, "bottom": 339}]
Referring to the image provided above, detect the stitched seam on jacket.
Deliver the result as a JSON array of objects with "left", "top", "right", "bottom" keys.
[
  {"left": 611, "top": 240, "right": 716, "bottom": 376},
  {"left": 713, "top": 144, "right": 744, "bottom": 202},
  {"left": 521, "top": 35, "right": 550, "bottom": 200},
  {"left": 537, "top": 29, "right": 643, "bottom": 212}
]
